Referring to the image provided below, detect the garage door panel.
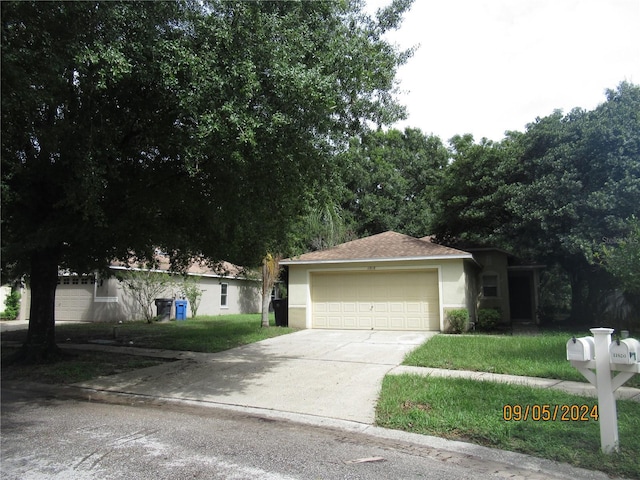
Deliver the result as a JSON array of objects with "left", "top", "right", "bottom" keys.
[
  {"left": 373, "top": 303, "right": 388, "bottom": 313},
  {"left": 55, "top": 283, "right": 93, "bottom": 321},
  {"left": 343, "top": 303, "right": 356, "bottom": 313},
  {"left": 389, "top": 303, "right": 404, "bottom": 313},
  {"left": 311, "top": 271, "right": 439, "bottom": 331}
]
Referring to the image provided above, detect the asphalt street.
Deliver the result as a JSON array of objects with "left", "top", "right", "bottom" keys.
[{"left": 1, "top": 387, "right": 613, "bottom": 480}]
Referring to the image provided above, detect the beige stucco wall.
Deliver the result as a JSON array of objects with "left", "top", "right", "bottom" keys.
[
  {"left": 471, "top": 250, "right": 511, "bottom": 322},
  {"left": 286, "top": 258, "right": 469, "bottom": 331}
]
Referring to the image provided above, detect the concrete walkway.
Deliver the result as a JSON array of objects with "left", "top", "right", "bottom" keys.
[{"left": 389, "top": 365, "right": 640, "bottom": 402}]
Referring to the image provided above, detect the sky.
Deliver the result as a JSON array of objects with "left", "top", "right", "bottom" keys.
[{"left": 364, "top": 0, "right": 640, "bottom": 142}]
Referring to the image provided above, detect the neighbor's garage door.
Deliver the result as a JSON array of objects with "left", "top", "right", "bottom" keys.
[
  {"left": 55, "top": 278, "right": 94, "bottom": 321},
  {"left": 311, "top": 270, "right": 439, "bottom": 330}
]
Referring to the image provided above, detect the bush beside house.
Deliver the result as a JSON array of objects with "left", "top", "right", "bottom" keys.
[
  {"left": 446, "top": 308, "right": 469, "bottom": 333},
  {"left": 1, "top": 291, "right": 21, "bottom": 320}
]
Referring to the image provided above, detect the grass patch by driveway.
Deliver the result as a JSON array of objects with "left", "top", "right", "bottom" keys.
[
  {"left": 2, "top": 314, "right": 294, "bottom": 353},
  {"left": 404, "top": 332, "right": 640, "bottom": 388},
  {"left": 377, "top": 374, "right": 640, "bottom": 479},
  {"left": 1, "top": 314, "right": 294, "bottom": 384},
  {"left": 1, "top": 347, "right": 170, "bottom": 384}
]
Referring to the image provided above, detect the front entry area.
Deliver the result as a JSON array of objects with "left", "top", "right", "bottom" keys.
[{"left": 310, "top": 270, "right": 440, "bottom": 331}]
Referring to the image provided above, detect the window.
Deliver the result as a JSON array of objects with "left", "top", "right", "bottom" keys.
[
  {"left": 482, "top": 274, "right": 498, "bottom": 297},
  {"left": 72, "top": 277, "right": 79, "bottom": 285},
  {"left": 220, "top": 283, "right": 228, "bottom": 307},
  {"left": 63, "top": 277, "right": 70, "bottom": 285}
]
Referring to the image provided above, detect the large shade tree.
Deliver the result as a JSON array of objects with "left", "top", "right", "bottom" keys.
[
  {"left": 339, "top": 127, "right": 448, "bottom": 237},
  {"left": 1, "top": 0, "right": 414, "bottom": 362},
  {"left": 432, "top": 82, "right": 640, "bottom": 324},
  {"left": 507, "top": 83, "right": 640, "bottom": 323}
]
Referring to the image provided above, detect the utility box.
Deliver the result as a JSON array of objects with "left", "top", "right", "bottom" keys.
[
  {"left": 610, "top": 338, "right": 640, "bottom": 365},
  {"left": 566, "top": 336, "right": 596, "bottom": 361},
  {"left": 175, "top": 299, "right": 188, "bottom": 321}
]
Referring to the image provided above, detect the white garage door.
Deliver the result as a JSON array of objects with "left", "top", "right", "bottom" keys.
[
  {"left": 311, "top": 270, "right": 439, "bottom": 330},
  {"left": 55, "top": 277, "right": 94, "bottom": 321}
]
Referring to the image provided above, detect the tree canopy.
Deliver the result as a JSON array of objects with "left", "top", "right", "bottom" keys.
[
  {"left": 1, "top": 0, "right": 414, "bottom": 361},
  {"left": 431, "top": 82, "right": 640, "bottom": 324},
  {"left": 338, "top": 127, "right": 448, "bottom": 237}
]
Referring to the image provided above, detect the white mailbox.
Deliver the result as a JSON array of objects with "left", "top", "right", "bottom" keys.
[
  {"left": 610, "top": 338, "right": 640, "bottom": 365},
  {"left": 566, "top": 336, "right": 596, "bottom": 361}
]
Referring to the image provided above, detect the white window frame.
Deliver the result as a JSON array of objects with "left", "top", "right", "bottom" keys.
[{"left": 220, "top": 283, "right": 228, "bottom": 308}]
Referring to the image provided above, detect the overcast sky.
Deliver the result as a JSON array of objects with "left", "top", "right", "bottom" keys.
[{"left": 365, "top": 0, "right": 640, "bottom": 143}]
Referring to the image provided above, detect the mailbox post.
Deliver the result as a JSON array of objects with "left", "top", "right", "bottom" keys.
[{"left": 567, "top": 328, "right": 640, "bottom": 454}]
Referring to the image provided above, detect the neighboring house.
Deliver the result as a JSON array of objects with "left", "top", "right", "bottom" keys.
[
  {"left": 18, "top": 258, "right": 261, "bottom": 322},
  {"left": 281, "top": 231, "right": 543, "bottom": 332}
]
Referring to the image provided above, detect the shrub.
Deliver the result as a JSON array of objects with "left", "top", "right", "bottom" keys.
[
  {"left": 446, "top": 308, "right": 469, "bottom": 333},
  {"left": 1, "top": 291, "right": 21, "bottom": 320},
  {"left": 477, "top": 308, "right": 501, "bottom": 331},
  {"left": 180, "top": 275, "right": 203, "bottom": 318}
]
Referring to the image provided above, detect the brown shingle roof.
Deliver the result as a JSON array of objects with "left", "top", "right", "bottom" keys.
[
  {"left": 110, "top": 256, "right": 250, "bottom": 278},
  {"left": 281, "top": 231, "right": 472, "bottom": 264}
]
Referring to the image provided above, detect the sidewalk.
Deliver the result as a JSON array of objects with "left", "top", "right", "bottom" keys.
[{"left": 389, "top": 365, "right": 640, "bottom": 402}]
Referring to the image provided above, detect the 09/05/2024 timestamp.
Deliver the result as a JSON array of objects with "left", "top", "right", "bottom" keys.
[{"left": 503, "top": 404, "right": 599, "bottom": 422}]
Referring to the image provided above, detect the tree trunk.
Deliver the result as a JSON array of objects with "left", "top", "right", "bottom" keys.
[
  {"left": 20, "top": 247, "right": 64, "bottom": 363},
  {"left": 261, "top": 291, "right": 271, "bottom": 328}
]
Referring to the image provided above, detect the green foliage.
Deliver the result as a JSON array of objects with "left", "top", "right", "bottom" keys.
[
  {"left": 1, "top": 291, "right": 21, "bottom": 320},
  {"left": 445, "top": 308, "right": 468, "bottom": 334},
  {"left": 179, "top": 276, "right": 204, "bottom": 318},
  {"left": 339, "top": 128, "right": 448, "bottom": 237},
  {"left": 598, "top": 216, "right": 640, "bottom": 296},
  {"left": 431, "top": 82, "right": 640, "bottom": 325},
  {"left": 431, "top": 133, "right": 523, "bottom": 248},
  {"left": 476, "top": 308, "right": 501, "bottom": 331}
]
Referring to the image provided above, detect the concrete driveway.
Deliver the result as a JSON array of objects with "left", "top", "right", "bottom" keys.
[{"left": 76, "top": 330, "right": 435, "bottom": 424}]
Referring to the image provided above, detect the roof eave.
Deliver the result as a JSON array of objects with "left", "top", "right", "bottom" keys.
[
  {"left": 281, "top": 254, "right": 473, "bottom": 266},
  {"left": 107, "top": 265, "right": 256, "bottom": 281}
]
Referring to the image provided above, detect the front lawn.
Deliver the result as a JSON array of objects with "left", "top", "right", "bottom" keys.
[
  {"left": 377, "top": 332, "right": 640, "bottom": 478},
  {"left": 377, "top": 374, "right": 640, "bottom": 479},
  {"left": 404, "top": 332, "right": 640, "bottom": 388},
  {"left": 1, "top": 314, "right": 295, "bottom": 353}
]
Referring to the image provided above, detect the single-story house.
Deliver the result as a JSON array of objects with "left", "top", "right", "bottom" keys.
[
  {"left": 281, "top": 231, "right": 542, "bottom": 331},
  {"left": 17, "top": 258, "right": 262, "bottom": 322}
]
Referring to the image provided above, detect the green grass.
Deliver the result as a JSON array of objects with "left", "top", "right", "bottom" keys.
[
  {"left": 2, "top": 314, "right": 295, "bottom": 353},
  {"left": 1, "top": 314, "right": 295, "bottom": 383},
  {"left": 404, "top": 332, "right": 640, "bottom": 388},
  {"left": 377, "top": 374, "right": 640, "bottom": 479},
  {"left": 1, "top": 348, "right": 169, "bottom": 384}
]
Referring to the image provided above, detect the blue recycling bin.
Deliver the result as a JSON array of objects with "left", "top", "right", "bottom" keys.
[{"left": 175, "top": 299, "right": 188, "bottom": 320}]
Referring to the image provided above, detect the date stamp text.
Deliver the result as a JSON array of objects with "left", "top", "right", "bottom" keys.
[{"left": 502, "top": 404, "right": 599, "bottom": 422}]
